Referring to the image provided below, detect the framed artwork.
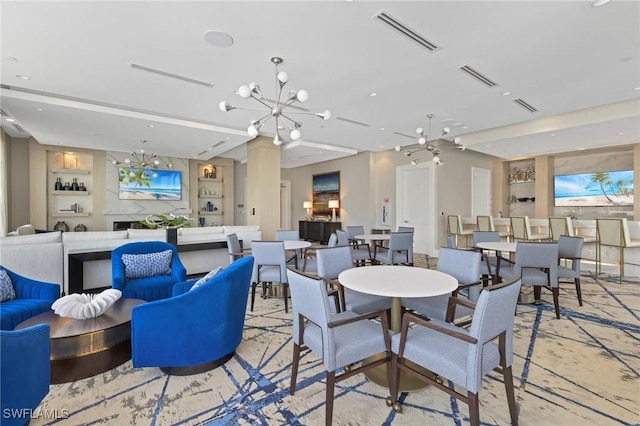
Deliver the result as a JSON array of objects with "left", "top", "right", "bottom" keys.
[
  {"left": 118, "top": 168, "right": 182, "bottom": 200},
  {"left": 312, "top": 171, "right": 340, "bottom": 218}
]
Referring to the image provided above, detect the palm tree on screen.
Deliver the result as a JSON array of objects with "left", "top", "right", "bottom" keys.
[{"left": 590, "top": 172, "right": 614, "bottom": 203}]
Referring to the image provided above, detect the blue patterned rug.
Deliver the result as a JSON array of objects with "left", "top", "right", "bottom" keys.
[{"left": 32, "top": 268, "right": 639, "bottom": 425}]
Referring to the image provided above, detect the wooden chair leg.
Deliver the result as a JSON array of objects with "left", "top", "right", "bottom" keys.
[
  {"left": 468, "top": 391, "right": 480, "bottom": 426},
  {"left": 284, "top": 283, "right": 289, "bottom": 313},
  {"left": 533, "top": 286, "right": 541, "bottom": 301},
  {"left": 290, "top": 343, "right": 301, "bottom": 395},
  {"left": 552, "top": 287, "right": 560, "bottom": 319},
  {"left": 575, "top": 278, "right": 583, "bottom": 306},
  {"left": 250, "top": 283, "right": 256, "bottom": 311},
  {"left": 325, "top": 371, "right": 335, "bottom": 426},
  {"left": 503, "top": 365, "right": 519, "bottom": 426}
]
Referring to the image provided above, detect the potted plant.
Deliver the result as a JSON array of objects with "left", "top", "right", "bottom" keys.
[{"left": 139, "top": 214, "right": 193, "bottom": 246}]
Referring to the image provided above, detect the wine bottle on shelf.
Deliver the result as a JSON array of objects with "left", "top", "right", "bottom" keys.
[
  {"left": 78, "top": 182, "right": 87, "bottom": 191},
  {"left": 54, "top": 177, "right": 63, "bottom": 190},
  {"left": 71, "top": 177, "right": 79, "bottom": 191}
]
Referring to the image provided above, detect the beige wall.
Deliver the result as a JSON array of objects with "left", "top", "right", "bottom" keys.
[{"left": 7, "top": 134, "right": 30, "bottom": 230}]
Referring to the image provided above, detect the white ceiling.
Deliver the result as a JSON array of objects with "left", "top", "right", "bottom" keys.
[{"left": 1, "top": 1, "right": 639, "bottom": 168}]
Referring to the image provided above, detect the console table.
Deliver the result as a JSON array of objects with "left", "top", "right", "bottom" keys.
[{"left": 299, "top": 221, "right": 341, "bottom": 244}]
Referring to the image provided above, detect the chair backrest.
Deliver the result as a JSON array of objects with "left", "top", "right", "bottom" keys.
[
  {"left": 275, "top": 230, "right": 300, "bottom": 241},
  {"left": 445, "top": 235, "right": 457, "bottom": 248},
  {"left": 250, "top": 241, "right": 287, "bottom": 283},
  {"left": 447, "top": 215, "right": 463, "bottom": 234},
  {"left": 597, "top": 217, "right": 631, "bottom": 247},
  {"left": 437, "top": 247, "right": 481, "bottom": 287},
  {"left": 317, "top": 246, "right": 353, "bottom": 280},
  {"left": 472, "top": 231, "right": 500, "bottom": 248},
  {"left": 467, "top": 278, "right": 522, "bottom": 392},
  {"left": 397, "top": 226, "right": 414, "bottom": 233},
  {"left": 226, "top": 233, "right": 242, "bottom": 263},
  {"left": 513, "top": 242, "right": 559, "bottom": 287},
  {"left": 510, "top": 216, "right": 528, "bottom": 240},
  {"left": 384, "top": 232, "right": 413, "bottom": 264},
  {"left": 549, "top": 217, "right": 574, "bottom": 240},
  {"left": 345, "top": 226, "right": 365, "bottom": 241},
  {"left": 558, "top": 235, "right": 584, "bottom": 273},
  {"left": 335, "top": 229, "right": 350, "bottom": 247},
  {"left": 476, "top": 215, "right": 495, "bottom": 232},
  {"left": 327, "top": 233, "right": 338, "bottom": 247}
]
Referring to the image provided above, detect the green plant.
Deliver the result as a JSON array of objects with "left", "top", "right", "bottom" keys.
[{"left": 140, "top": 214, "right": 192, "bottom": 229}]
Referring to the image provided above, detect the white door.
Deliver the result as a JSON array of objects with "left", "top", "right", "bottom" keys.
[
  {"left": 396, "top": 163, "right": 436, "bottom": 255},
  {"left": 471, "top": 167, "right": 491, "bottom": 217},
  {"left": 280, "top": 180, "right": 291, "bottom": 230}
]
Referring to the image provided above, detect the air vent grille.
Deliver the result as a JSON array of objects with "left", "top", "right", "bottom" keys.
[
  {"left": 0, "top": 108, "right": 8, "bottom": 117},
  {"left": 130, "top": 63, "right": 214, "bottom": 88},
  {"left": 374, "top": 10, "right": 440, "bottom": 52},
  {"left": 513, "top": 98, "right": 538, "bottom": 113},
  {"left": 458, "top": 65, "right": 498, "bottom": 87},
  {"left": 392, "top": 131, "right": 415, "bottom": 140},
  {"left": 212, "top": 140, "right": 226, "bottom": 148},
  {"left": 335, "top": 116, "right": 371, "bottom": 127},
  {"left": 12, "top": 123, "right": 26, "bottom": 133}
]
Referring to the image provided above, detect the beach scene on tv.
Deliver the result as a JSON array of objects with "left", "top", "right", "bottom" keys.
[
  {"left": 118, "top": 168, "right": 182, "bottom": 200},
  {"left": 554, "top": 170, "right": 634, "bottom": 207}
]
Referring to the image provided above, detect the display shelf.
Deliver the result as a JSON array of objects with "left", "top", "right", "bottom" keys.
[
  {"left": 198, "top": 195, "right": 223, "bottom": 199},
  {"left": 199, "top": 212, "right": 224, "bottom": 216},
  {"left": 51, "top": 168, "right": 91, "bottom": 175},
  {"left": 52, "top": 212, "right": 90, "bottom": 217},
  {"left": 198, "top": 177, "right": 223, "bottom": 182},
  {"left": 52, "top": 190, "right": 90, "bottom": 196}
]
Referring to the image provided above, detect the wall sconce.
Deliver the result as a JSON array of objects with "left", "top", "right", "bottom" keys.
[
  {"left": 328, "top": 200, "right": 340, "bottom": 222},
  {"left": 303, "top": 200, "right": 313, "bottom": 220}
]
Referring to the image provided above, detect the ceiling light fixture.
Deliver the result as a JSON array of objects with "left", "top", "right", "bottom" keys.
[
  {"left": 394, "top": 114, "right": 465, "bottom": 166},
  {"left": 110, "top": 139, "right": 173, "bottom": 169},
  {"left": 591, "top": 0, "right": 611, "bottom": 6},
  {"left": 219, "top": 56, "right": 331, "bottom": 146}
]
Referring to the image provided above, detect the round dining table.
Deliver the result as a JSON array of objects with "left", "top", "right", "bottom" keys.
[
  {"left": 338, "top": 265, "right": 458, "bottom": 391},
  {"left": 283, "top": 240, "right": 311, "bottom": 269}
]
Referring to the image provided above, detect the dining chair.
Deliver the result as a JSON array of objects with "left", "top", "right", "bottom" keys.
[
  {"left": 336, "top": 229, "right": 372, "bottom": 266},
  {"left": 373, "top": 232, "right": 413, "bottom": 266},
  {"left": 275, "top": 229, "right": 301, "bottom": 266},
  {"left": 510, "top": 216, "right": 550, "bottom": 241},
  {"left": 388, "top": 277, "right": 522, "bottom": 426},
  {"left": 476, "top": 215, "right": 510, "bottom": 239},
  {"left": 447, "top": 215, "right": 473, "bottom": 248},
  {"left": 596, "top": 217, "right": 640, "bottom": 283},
  {"left": 250, "top": 241, "right": 290, "bottom": 313},
  {"left": 316, "top": 246, "right": 391, "bottom": 314},
  {"left": 345, "top": 225, "right": 366, "bottom": 245},
  {"left": 401, "top": 247, "right": 481, "bottom": 324},
  {"left": 549, "top": 216, "right": 574, "bottom": 241},
  {"left": 286, "top": 267, "right": 392, "bottom": 426},
  {"left": 557, "top": 235, "right": 584, "bottom": 306},
  {"left": 396, "top": 226, "right": 414, "bottom": 265},
  {"left": 226, "top": 232, "right": 250, "bottom": 264},
  {"left": 499, "top": 241, "right": 561, "bottom": 319},
  {"left": 301, "top": 233, "right": 338, "bottom": 273},
  {"left": 471, "top": 231, "right": 502, "bottom": 286}
]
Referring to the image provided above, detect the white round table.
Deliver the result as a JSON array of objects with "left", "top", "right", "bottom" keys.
[
  {"left": 282, "top": 240, "right": 311, "bottom": 269},
  {"left": 475, "top": 241, "right": 517, "bottom": 253},
  {"left": 354, "top": 233, "right": 391, "bottom": 242}
]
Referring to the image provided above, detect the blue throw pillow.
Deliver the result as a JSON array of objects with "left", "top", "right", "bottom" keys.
[
  {"left": 0, "top": 270, "right": 16, "bottom": 302},
  {"left": 122, "top": 250, "right": 173, "bottom": 279},
  {"left": 190, "top": 266, "right": 222, "bottom": 291}
]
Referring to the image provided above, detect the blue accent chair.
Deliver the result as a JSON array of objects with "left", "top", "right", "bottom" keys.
[
  {"left": 130, "top": 256, "right": 254, "bottom": 375},
  {"left": 111, "top": 241, "right": 187, "bottom": 302},
  {"left": 0, "top": 266, "right": 60, "bottom": 330},
  {"left": 0, "top": 324, "right": 51, "bottom": 426}
]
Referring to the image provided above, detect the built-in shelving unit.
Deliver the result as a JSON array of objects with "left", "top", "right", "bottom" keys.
[
  {"left": 47, "top": 152, "right": 94, "bottom": 231},
  {"left": 197, "top": 171, "right": 224, "bottom": 226},
  {"left": 508, "top": 159, "right": 535, "bottom": 217}
]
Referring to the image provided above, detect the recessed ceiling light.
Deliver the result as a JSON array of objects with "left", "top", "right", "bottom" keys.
[
  {"left": 576, "top": 147, "right": 586, "bottom": 150},
  {"left": 523, "top": 146, "right": 529, "bottom": 150},
  {"left": 226, "top": 137, "right": 231, "bottom": 140},
  {"left": 379, "top": 127, "right": 385, "bottom": 131},
  {"left": 462, "top": 126, "right": 468, "bottom": 130},
  {"left": 379, "top": 145, "right": 385, "bottom": 148},
  {"left": 34, "top": 107, "right": 44, "bottom": 112},
  {"left": 6, "top": 118, "right": 15, "bottom": 122},
  {"left": 485, "top": 144, "right": 491, "bottom": 147},
  {"left": 591, "top": 0, "right": 610, "bottom": 6},
  {"left": 204, "top": 30, "right": 234, "bottom": 48},
  {"left": 502, "top": 91, "right": 511, "bottom": 96},
  {"left": 7, "top": 56, "right": 17, "bottom": 62},
  {"left": 148, "top": 124, "right": 155, "bottom": 128},
  {"left": 551, "top": 133, "right": 557, "bottom": 137},
  {"left": 635, "top": 87, "right": 640, "bottom": 91},
  {"left": 16, "top": 74, "right": 30, "bottom": 80},
  {"left": 619, "top": 132, "right": 625, "bottom": 136},
  {"left": 369, "top": 92, "right": 377, "bottom": 97}
]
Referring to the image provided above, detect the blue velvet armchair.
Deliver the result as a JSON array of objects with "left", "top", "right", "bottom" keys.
[
  {"left": 0, "top": 324, "right": 51, "bottom": 426},
  {"left": 111, "top": 241, "right": 187, "bottom": 301},
  {"left": 0, "top": 266, "right": 60, "bottom": 330},
  {"left": 130, "top": 256, "right": 254, "bottom": 375}
]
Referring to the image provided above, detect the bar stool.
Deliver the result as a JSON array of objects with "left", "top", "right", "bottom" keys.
[
  {"left": 477, "top": 215, "right": 510, "bottom": 240},
  {"left": 596, "top": 217, "right": 640, "bottom": 283},
  {"left": 510, "top": 216, "right": 551, "bottom": 241},
  {"left": 447, "top": 215, "right": 473, "bottom": 248}
]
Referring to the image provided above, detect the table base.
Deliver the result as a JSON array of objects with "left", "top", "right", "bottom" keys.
[
  {"left": 51, "top": 338, "right": 131, "bottom": 384},
  {"left": 518, "top": 293, "right": 536, "bottom": 304},
  {"left": 363, "top": 353, "right": 433, "bottom": 392}
]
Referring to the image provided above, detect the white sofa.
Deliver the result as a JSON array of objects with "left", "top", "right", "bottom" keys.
[{"left": 0, "top": 226, "right": 261, "bottom": 294}]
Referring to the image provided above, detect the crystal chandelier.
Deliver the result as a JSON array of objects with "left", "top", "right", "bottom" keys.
[
  {"left": 394, "top": 114, "right": 465, "bottom": 166},
  {"left": 111, "top": 140, "right": 173, "bottom": 169},
  {"left": 219, "top": 57, "right": 331, "bottom": 146}
]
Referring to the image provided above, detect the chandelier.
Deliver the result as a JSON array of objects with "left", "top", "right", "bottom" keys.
[
  {"left": 219, "top": 57, "right": 331, "bottom": 146},
  {"left": 394, "top": 114, "right": 465, "bottom": 166},
  {"left": 111, "top": 140, "right": 173, "bottom": 169}
]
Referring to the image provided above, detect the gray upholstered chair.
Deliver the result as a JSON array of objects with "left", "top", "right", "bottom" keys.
[
  {"left": 373, "top": 232, "right": 413, "bottom": 265},
  {"left": 286, "top": 267, "right": 392, "bottom": 426},
  {"left": 401, "top": 247, "right": 481, "bottom": 324},
  {"left": 336, "top": 229, "right": 371, "bottom": 266},
  {"left": 226, "top": 232, "right": 250, "bottom": 264},
  {"left": 396, "top": 226, "right": 414, "bottom": 264},
  {"left": 472, "top": 231, "right": 502, "bottom": 286},
  {"left": 557, "top": 235, "right": 584, "bottom": 306},
  {"left": 445, "top": 235, "right": 457, "bottom": 249},
  {"left": 388, "top": 278, "right": 522, "bottom": 426},
  {"left": 499, "top": 241, "right": 561, "bottom": 318},
  {"left": 316, "top": 246, "right": 390, "bottom": 314},
  {"left": 345, "top": 225, "right": 366, "bottom": 245},
  {"left": 250, "top": 241, "right": 289, "bottom": 313},
  {"left": 301, "top": 233, "right": 337, "bottom": 273},
  {"left": 275, "top": 229, "right": 301, "bottom": 266}
]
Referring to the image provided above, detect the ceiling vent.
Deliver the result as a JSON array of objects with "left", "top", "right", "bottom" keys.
[
  {"left": 458, "top": 65, "right": 498, "bottom": 87},
  {"left": 335, "top": 116, "right": 371, "bottom": 127},
  {"left": 373, "top": 10, "right": 440, "bottom": 52},
  {"left": 513, "top": 98, "right": 538, "bottom": 113},
  {"left": 130, "top": 63, "right": 214, "bottom": 88},
  {"left": 12, "top": 123, "right": 26, "bottom": 133},
  {"left": 392, "top": 131, "right": 415, "bottom": 140},
  {"left": 212, "top": 140, "right": 226, "bottom": 148},
  {"left": 0, "top": 108, "right": 8, "bottom": 117}
]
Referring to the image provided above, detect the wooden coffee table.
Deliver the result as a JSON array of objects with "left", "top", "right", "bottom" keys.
[{"left": 16, "top": 298, "right": 145, "bottom": 384}]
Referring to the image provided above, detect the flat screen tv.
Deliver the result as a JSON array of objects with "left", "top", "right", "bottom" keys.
[
  {"left": 118, "top": 168, "right": 182, "bottom": 200},
  {"left": 554, "top": 170, "right": 633, "bottom": 207}
]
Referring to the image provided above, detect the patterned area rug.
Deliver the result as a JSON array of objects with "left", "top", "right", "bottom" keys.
[{"left": 32, "top": 264, "right": 639, "bottom": 426}]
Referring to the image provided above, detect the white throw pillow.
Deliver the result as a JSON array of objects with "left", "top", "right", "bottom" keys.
[
  {"left": 190, "top": 266, "right": 223, "bottom": 291},
  {"left": 0, "top": 270, "right": 16, "bottom": 302},
  {"left": 122, "top": 250, "right": 173, "bottom": 279}
]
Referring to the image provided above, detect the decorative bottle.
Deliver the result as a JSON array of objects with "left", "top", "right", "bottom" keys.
[
  {"left": 78, "top": 182, "right": 87, "bottom": 191},
  {"left": 71, "top": 178, "right": 79, "bottom": 191},
  {"left": 54, "top": 177, "right": 63, "bottom": 190}
]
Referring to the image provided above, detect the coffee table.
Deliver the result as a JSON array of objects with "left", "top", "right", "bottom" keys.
[{"left": 16, "top": 298, "right": 145, "bottom": 384}]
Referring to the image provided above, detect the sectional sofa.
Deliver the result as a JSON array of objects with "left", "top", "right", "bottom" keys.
[{"left": 0, "top": 226, "right": 261, "bottom": 295}]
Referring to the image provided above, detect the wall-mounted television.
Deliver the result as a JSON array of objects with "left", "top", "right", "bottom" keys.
[
  {"left": 118, "top": 168, "right": 182, "bottom": 200},
  {"left": 554, "top": 170, "right": 633, "bottom": 207}
]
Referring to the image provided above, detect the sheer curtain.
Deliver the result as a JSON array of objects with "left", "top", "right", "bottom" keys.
[{"left": 0, "top": 134, "right": 8, "bottom": 237}]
